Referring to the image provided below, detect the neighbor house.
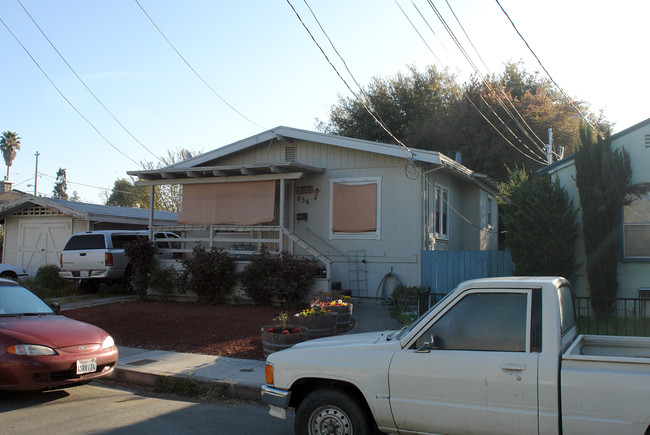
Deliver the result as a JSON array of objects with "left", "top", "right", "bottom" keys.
[
  {"left": 539, "top": 117, "right": 650, "bottom": 299},
  {"left": 0, "top": 195, "right": 177, "bottom": 275},
  {"left": 128, "top": 126, "right": 499, "bottom": 297}
]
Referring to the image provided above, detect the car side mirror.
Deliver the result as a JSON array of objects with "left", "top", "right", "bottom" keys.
[
  {"left": 415, "top": 335, "right": 438, "bottom": 353},
  {"left": 49, "top": 302, "right": 61, "bottom": 314}
]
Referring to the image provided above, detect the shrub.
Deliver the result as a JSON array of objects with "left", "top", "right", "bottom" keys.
[
  {"left": 240, "top": 249, "right": 316, "bottom": 307},
  {"left": 180, "top": 245, "right": 236, "bottom": 304},
  {"left": 149, "top": 265, "right": 181, "bottom": 301},
  {"left": 22, "top": 264, "right": 76, "bottom": 299},
  {"left": 239, "top": 247, "right": 277, "bottom": 306},
  {"left": 124, "top": 236, "right": 158, "bottom": 301}
]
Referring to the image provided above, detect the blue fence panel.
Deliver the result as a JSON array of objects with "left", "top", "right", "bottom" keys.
[{"left": 422, "top": 250, "right": 515, "bottom": 294}]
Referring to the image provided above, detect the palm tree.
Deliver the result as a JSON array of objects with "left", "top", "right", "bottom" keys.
[{"left": 0, "top": 131, "right": 21, "bottom": 180}]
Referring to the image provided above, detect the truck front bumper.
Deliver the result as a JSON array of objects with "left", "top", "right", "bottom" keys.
[{"left": 261, "top": 385, "right": 291, "bottom": 419}]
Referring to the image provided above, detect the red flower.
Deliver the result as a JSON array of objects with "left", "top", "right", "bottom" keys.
[
  {"left": 292, "top": 328, "right": 302, "bottom": 334},
  {"left": 266, "top": 328, "right": 274, "bottom": 333},
  {"left": 281, "top": 329, "right": 290, "bottom": 335}
]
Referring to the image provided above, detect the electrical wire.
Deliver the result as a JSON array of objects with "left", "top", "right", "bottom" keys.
[
  {"left": 134, "top": 0, "right": 264, "bottom": 130},
  {"left": 399, "top": 0, "right": 546, "bottom": 164},
  {"left": 0, "top": 17, "right": 141, "bottom": 167},
  {"left": 16, "top": 0, "right": 164, "bottom": 164},
  {"left": 288, "top": 0, "right": 497, "bottom": 234},
  {"left": 494, "top": 0, "right": 603, "bottom": 139}
]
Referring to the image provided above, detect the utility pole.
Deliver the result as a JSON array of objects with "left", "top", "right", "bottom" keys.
[
  {"left": 545, "top": 128, "right": 553, "bottom": 165},
  {"left": 33, "top": 151, "right": 39, "bottom": 196}
]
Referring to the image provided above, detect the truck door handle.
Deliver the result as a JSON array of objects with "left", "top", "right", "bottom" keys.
[
  {"left": 501, "top": 363, "right": 525, "bottom": 372},
  {"left": 79, "top": 253, "right": 86, "bottom": 256}
]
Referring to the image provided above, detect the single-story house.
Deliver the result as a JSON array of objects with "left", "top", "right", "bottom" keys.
[
  {"left": 0, "top": 194, "right": 177, "bottom": 275},
  {"left": 128, "top": 126, "right": 498, "bottom": 297},
  {"left": 539, "top": 117, "right": 650, "bottom": 298}
]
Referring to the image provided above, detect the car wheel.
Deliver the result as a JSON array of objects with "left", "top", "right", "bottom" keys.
[
  {"left": 0, "top": 271, "right": 17, "bottom": 280},
  {"left": 79, "top": 280, "right": 100, "bottom": 294},
  {"left": 295, "top": 388, "right": 371, "bottom": 435}
]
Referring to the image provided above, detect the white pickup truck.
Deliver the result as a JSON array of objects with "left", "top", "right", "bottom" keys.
[{"left": 262, "top": 277, "right": 650, "bottom": 435}]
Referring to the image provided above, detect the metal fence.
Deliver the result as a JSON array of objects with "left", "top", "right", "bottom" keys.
[{"left": 573, "top": 296, "right": 650, "bottom": 337}]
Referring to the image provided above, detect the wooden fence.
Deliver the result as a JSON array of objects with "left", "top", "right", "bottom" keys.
[{"left": 421, "top": 250, "right": 514, "bottom": 294}]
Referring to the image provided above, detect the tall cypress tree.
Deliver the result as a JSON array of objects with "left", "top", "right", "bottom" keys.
[{"left": 574, "top": 125, "right": 632, "bottom": 315}]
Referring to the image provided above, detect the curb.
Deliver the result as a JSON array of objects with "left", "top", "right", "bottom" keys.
[{"left": 111, "top": 367, "right": 263, "bottom": 402}]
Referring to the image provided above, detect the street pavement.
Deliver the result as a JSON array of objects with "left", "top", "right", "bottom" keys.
[{"left": 61, "top": 297, "right": 401, "bottom": 402}]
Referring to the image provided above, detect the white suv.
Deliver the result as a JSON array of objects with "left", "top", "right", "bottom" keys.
[{"left": 59, "top": 230, "right": 181, "bottom": 293}]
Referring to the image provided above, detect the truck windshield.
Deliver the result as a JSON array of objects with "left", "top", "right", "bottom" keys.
[
  {"left": 396, "top": 291, "right": 454, "bottom": 339},
  {"left": 558, "top": 284, "right": 576, "bottom": 336}
]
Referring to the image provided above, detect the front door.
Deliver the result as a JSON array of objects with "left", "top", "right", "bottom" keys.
[{"left": 388, "top": 290, "right": 539, "bottom": 435}]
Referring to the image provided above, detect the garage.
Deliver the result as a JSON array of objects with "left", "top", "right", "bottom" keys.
[{"left": 0, "top": 194, "right": 177, "bottom": 276}]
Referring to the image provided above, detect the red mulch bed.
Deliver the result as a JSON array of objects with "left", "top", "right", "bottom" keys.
[{"left": 64, "top": 301, "right": 285, "bottom": 361}]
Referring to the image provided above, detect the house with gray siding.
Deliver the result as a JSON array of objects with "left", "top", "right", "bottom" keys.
[{"left": 128, "top": 126, "right": 498, "bottom": 297}]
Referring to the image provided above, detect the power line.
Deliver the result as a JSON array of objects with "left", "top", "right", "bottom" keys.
[
  {"left": 0, "top": 17, "right": 141, "bottom": 167},
  {"left": 494, "top": 0, "right": 602, "bottom": 138},
  {"left": 288, "top": 0, "right": 495, "bottom": 233},
  {"left": 16, "top": 0, "right": 164, "bottom": 164},
  {"left": 403, "top": 1, "right": 546, "bottom": 164},
  {"left": 134, "top": 0, "right": 264, "bottom": 130}
]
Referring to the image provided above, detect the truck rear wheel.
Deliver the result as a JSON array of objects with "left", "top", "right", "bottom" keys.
[{"left": 295, "top": 388, "right": 371, "bottom": 435}]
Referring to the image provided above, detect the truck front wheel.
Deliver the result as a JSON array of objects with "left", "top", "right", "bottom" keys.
[{"left": 295, "top": 388, "right": 371, "bottom": 435}]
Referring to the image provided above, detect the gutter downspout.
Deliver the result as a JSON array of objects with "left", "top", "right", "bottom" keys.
[{"left": 279, "top": 179, "right": 285, "bottom": 252}]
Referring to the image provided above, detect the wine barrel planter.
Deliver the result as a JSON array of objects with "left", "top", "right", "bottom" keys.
[
  {"left": 328, "top": 304, "right": 353, "bottom": 333},
  {"left": 293, "top": 313, "right": 338, "bottom": 339},
  {"left": 260, "top": 324, "right": 309, "bottom": 357}
]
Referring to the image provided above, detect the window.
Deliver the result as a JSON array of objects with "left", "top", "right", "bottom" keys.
[
  {"left": 623, "top": 194, "right": 650, "bottom": 259},
  {"left": 434, "top": 185, "right": 449, "bottom": 239},
  {"left": 415, "top": 292, "right": 528, "bottom": 352},
  {"left": 64, "top": 234, "right": 105, "bottom": 250},
  {"left": 329, "top": 177, "right": 381, "bottom": 240}
]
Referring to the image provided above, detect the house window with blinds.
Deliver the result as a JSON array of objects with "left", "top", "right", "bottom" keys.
[
  {"left": 178, "top": 180, "right": 276, "bottom": 225},
  {"left": 329, "top": 177, "right": 381, "bottom": 240},
  {"left": 624, "top": 193, "right": 650, "bottom": 259}
]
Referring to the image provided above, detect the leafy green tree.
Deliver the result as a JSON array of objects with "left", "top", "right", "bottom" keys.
[
  {"left": 498, "top": 167, "right": 578, "bottom": 279},
  {"left": 574, "top": 124, "right": 649, "bottom": 315},
  {"left": 318, "top": 65, "right": 461, "bottom": 144},
  {"left": 0, "top": 131, "right": 21, "bottom": 180},
  {"left": 52, "top": 168, "right": 68, "bottom": 200},
  {"left": 321, "top": 62, "right": 608, "bottom": 182},
  {"left": 105, "top": 178, "right": 149, "bottom": 208}
]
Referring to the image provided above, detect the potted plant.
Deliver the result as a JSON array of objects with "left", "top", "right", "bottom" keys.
[
  {"left": 260, "top": 312, "right": 309, "bottom": 357},
  {"left": 293, "top": 307, "right": 338, "bottom": 339},
  {"left": 312, "top": 292, "right": 353, "bottom": 333},
  {"left": 391, "top": 284, "right": 421, "bottom": 310}
]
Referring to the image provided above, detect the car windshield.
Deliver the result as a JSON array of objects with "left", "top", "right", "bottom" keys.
[{"left": 0, "top": 282, "right": 54, "bottom": 316}]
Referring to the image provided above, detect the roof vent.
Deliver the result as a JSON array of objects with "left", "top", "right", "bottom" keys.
[
  {"left": 645, "top": 134, "right": 650, "bottom": 148},
  {"left": 285, "top": 146, "right": 297, "bottom": 162}
]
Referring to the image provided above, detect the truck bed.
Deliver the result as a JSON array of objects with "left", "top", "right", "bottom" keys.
[{"left": 564, "top": 334, "right": 650, "bottom": 362}]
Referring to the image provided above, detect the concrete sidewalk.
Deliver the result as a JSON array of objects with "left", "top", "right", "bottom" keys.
[{"left": 90, "top": 300, "right": 401, "bottom": 401}]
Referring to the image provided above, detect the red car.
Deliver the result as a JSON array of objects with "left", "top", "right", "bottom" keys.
[{"left": 0, "top": 279, "right": 118, "bottom": 390}]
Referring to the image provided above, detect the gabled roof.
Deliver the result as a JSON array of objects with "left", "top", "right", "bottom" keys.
[
  {"left": 0, "top": 195, "right": 177, "bottom": 225},
  {"left": 128, "top": 126, "right": 495, "bottom": 189}
]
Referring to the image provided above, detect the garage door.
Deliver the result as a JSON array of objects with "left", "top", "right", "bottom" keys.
[{"left": 19, "top": 219, "right": 73, "bottom": 276}]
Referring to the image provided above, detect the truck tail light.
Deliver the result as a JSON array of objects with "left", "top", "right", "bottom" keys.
[{"left": 105, "top": 252, "right": 113, "bottom": 266}]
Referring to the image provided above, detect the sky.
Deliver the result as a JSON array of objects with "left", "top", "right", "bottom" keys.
[{"left": 1, "top": 0, "right": 648, "bottom": 204}]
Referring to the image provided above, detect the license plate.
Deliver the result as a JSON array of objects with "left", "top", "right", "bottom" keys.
[
  {"left": 80, "top": 271, "right": 89, "bottom": 277},
  {"left": 76, "top": 358, "right": 97, "bottom": 375}
]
